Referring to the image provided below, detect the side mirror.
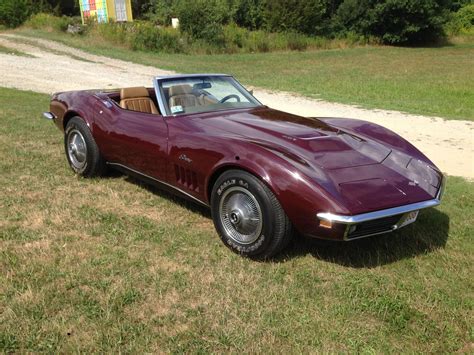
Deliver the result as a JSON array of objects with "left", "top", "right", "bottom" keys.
[{"left": 249, "top": 89, "right": 254, "bottom": 95}]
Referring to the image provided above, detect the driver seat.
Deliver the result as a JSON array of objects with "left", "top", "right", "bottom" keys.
[
  {"left": 120, "top": 87, "right": 159, "bottom": 114},
  {"left": 168, "top": 85, "right": 199, "bottom": 109}
]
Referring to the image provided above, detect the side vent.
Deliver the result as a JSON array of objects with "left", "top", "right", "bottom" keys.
[{"left": 174, "top": 164, "right": 199, "bottom": 192}]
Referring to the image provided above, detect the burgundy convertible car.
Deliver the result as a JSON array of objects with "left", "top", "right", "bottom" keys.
[{"left": 43, "top": 74, "right": 445, "bottom": 259}]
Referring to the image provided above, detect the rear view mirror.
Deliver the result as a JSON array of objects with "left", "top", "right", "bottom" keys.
[{"left": 194, "top": 82, "right": 212, "bottom": 90}]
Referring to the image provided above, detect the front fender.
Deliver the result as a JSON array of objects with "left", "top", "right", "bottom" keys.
[
  {"left": 52, "top": 91, "right": 99, "bottom": 132},
  {"left": 206, "top": 140, "right": 351, "bottom": 236}
]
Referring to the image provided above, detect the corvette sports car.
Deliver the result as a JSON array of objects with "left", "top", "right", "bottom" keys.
[{"left": 43, "top": 74, "right": 445, "bottom": 259}]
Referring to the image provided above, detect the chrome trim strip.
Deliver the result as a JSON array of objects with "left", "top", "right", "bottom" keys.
[
  {"left": 436, "top": 175, "right": 446, "bottom": 200},
  {"left": 42, "top": 112, "right": 56, "bottom": 120},
  {"left": 154, "top": 74, "right": 263, "bottom": 117},
  {"left": 106, "top": 162, "right": 209, "bottom": 207},
  {"left": 231, "top": 76, "right": 263, "bottom": 106},
  {"left": 153, "top": 78, "right": 168, "bottom": 117},
  {"left": 343, "top": 226, "right": 399, "bottom": 241},
  {"left": 155, "top": 73, "right": 230, "bottom": 80},
  {"left": 317, "top": 198, "right": 440, "bottom": 224}
]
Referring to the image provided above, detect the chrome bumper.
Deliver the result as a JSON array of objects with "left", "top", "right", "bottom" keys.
[
  {"left": 42, "top": 112, "right": 56, "bottom": 120},
  {"left": 317, "top": 176, "right": 445, "bottom": 240}
]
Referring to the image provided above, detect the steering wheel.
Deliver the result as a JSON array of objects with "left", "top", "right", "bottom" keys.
[{"left": 219, "top": 94, "right": 241, "bottom": 103}]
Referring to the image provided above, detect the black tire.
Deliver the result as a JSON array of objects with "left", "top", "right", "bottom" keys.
[
  {"left": 211, "top": 169, "right": 293, "bottom": 260},
  {"left": 64, "top": 117, "right": 106, "bottom": 177}
]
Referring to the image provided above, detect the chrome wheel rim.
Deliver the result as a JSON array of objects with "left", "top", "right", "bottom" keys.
[
  {"left": 67, "top": 129, "right": 87, "bottom": 170},
  {"left": 219, "top": 186, "right": 263, "bottom": 244}
]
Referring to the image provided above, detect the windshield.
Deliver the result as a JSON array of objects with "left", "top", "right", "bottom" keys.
[{"left": 159, "top": 76, "right": 261, "bottom": 115}]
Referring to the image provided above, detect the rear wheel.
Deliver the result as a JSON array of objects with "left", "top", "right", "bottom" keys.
[
  {"left": 64, "top": 117, "right": 105, "bottom": 177},
  {"left": 211, "top": 170, "right": 293, "bottom": 259}
]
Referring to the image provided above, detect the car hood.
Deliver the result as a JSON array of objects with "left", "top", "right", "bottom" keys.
[
  {"left": 199, "top": 107, "right": 441, "bottom": 214},
  {"left": 200, "top": 107, "right": 391, "bottom": 170}
]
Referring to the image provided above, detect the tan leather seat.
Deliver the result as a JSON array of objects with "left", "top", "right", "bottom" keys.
[
  {"left": 168, "top": 85, "right": 199, "bottom": 109},
  {"left": 120, "top": 87, "right": 159, "bottom": 114}
]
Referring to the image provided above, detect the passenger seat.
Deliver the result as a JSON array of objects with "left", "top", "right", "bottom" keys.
[
  {"left": 120, "top": 87, "right": 159, "bottom": 114},
  {"left": 168, "top": 85, "right": 199, "bottom": 109}
]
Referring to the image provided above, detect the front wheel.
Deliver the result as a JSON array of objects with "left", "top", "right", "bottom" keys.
[
  {"left": 211, "top": 170, "right": 293, "bottom": 259},
  {"left": 64, "top": 117, "right": 106, "bottom": 177}
]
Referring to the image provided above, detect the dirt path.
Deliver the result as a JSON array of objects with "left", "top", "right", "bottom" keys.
[{"left": 1, "top": 33, "right": 473, "bottom": 179}]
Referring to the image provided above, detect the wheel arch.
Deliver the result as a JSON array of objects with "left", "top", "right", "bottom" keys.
[
  {"left": 63, "top": 111, "right": 81, "bottom": 129},
  {"left": 206, "top": 163, "right": 278, "bottom": 204},
  {"left": 63, "top": 111, "right": 93, "bottom": 132}
]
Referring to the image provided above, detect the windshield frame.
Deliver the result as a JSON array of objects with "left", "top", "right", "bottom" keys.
[{"left": 153, "top": 74, "right": 263, "bottom": 117}]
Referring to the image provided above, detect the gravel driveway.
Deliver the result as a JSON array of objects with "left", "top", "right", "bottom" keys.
[{"left": 1, "top": 33, "right": 472, "bottom": 179}]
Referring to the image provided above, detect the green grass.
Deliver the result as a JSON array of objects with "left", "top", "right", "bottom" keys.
[
  {"left": 0, "top": 87, "right": 473, "bottom": 352},
  {"left": 12, "top": 29, "right": 474, "bottom": 121}
]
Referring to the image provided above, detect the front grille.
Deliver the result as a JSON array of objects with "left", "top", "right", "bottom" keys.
[{"left": 346, "top": 214, "right": 403, "bottom": 239}]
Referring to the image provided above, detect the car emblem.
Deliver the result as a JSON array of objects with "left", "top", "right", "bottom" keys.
[
  {"left": 408, "top": 180, "right": 419, "bottom": 186},
  {"left": 179, "top": 154, "right": 192, "bottom": 163}
]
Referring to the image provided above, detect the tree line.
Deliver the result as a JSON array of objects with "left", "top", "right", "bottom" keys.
[{"left": 1, "top": 0, "right": 473, "bottom": 44}]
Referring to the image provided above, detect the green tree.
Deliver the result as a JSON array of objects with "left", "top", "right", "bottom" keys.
[
  {"left": 177, "top": 0, "right": 227, "bottom": 44},
  {"left": 335, "top": 0, "right": 452, "bottom": 44},
  {"left": 229, "top": 0, "right": 264, "bottom": 30},
  {"left": 262, "top": 0, "right": 328, "bottom": 35},
  {"left": 0, "top": 0, "right": 31, "bottom": 28}
]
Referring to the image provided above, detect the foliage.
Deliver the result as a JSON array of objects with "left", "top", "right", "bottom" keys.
[
  {"left": 142, "top": 0, "right": 178, "bottom": 25},
  {"left": 24, "top": 13, "right": 75, "bottom": 32},
  {"left": 445, "top": 3, "right": 474, "bottom": 34},
  {"left": 85, "top": 21, "right": 185, "bottom": 53},
  {"left": 0, "top": 0, "right": 31, "bottom": 28},
  {"left": 176, "top": 0, "right": 227, "bottom": 44},
  {"left": 450, "top": 0, "right": 474, "bottom": 11},
  {"left": 131, "top": 22, "right": 184, "bottom": 53},
  {"left": 34, "top": 0, "right": 79, "bottom": 16},
  {"left": 335, "top": 0, "right": 451, "bottom": 44},
  {"left": 262, "top": 0, "right": 328, "bottom": 35},
  {"left": 230, "top": 0, "right": 265, "bottom": 30},
  {"left": 3, "top": 0, "right": 466, "bottom": 45}
]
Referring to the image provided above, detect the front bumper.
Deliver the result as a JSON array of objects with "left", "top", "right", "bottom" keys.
[
  {"left": 317, "top": 176, "right": 445, "bottom": 240},
  {"left": 42, "top": 112, "right": 57, "bottom": 121}
]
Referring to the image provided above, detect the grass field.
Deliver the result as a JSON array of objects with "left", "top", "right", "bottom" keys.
[
  {"left": 0, "top": 87, "right": 473, "bottom": 352},
  {"left": 11, "top": 29, "right": 474, "bottom": 121}
]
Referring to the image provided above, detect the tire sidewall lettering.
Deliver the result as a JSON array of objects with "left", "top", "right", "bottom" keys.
[{"left": 215, "top": 175, "right": 269, "bottom": 255}]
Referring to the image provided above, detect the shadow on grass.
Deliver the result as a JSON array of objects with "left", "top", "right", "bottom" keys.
[
  {"left": 281, "top": 208, "right": 450, "bottom": 268},
  {"left": 121, "top": 174, "right": 212, "bottom": 219},
  {"left": 112, "top": 170, "right": 449, "bottom": 268}
]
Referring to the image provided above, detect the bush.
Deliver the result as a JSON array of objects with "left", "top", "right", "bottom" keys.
[
  {"left": 25, "top": 13, "right": 73, "bottom": 32},
  {"left": 176, "top": 0, "right": 227, "bottom": 45},
  {"left": 143, "top": 0, "right": 177, "bottom": 26},
  {"left": 445, "top": 4, "right": 474, "bottom": 34},
  {"left": 0, "top": 0, "right": 31, "bottom": 28},
  {"left": 230, "top": 0, "right": 264, "bottom": 30},
  {"left": 286, "top": 31, "right": 309, "bottom": 51},
  {"left": 335, "top": 0, "right": 450, "bottom": 44},
  {"left": 92, "top": 21, "right": 131, "bottom": 44},
  {"left": 263, "top": 0, "right": 327, "bottom": 35},
  {"left": 132, "top": 22, "right": 184, "bottom": 53},
  {"left": 223, "top": 22, "right": 247, "bottom": 50}
]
